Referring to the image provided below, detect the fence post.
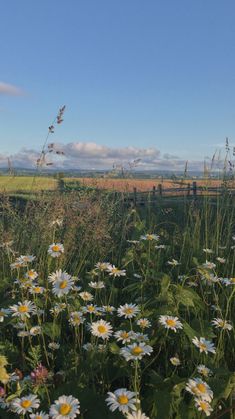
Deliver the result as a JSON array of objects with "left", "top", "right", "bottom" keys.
[
  {"left": 192, "top": 181, "right": 197, "bottom": 197},
  {"left": 187, "top": 183, "right": 190, "bottom": 196},
  {"left": 133, "top": 187, "right": 137, "bottom": 206},
  {"left": 158, "top": 184, "right": 163, "bottom": 196},
  {"left": 152, "top": 185, "right": 156, "bottom": 204}
]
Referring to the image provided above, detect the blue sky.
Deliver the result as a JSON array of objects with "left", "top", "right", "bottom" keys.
[{"left": 1, "top": 0, "right": 235, "bottom": 170}]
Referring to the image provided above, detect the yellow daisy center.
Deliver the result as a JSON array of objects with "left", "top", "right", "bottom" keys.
[
  {"left": 28, "top": 270, "right": 34, "bottom": 277},
  {"left": 59, "top": 403, "right": 72, "bottom": 415},
  {"left": 147, "top": 235, "right": 153, "bottom": 240},
  {"left": 166, "top": 319, "right": 176, "bottom": 327},
  {"left": 196, "top": 383, "right": 206, "bottom": 393},
  {"left": 52, "top": 245, "right": 60, "bottom": 252},
  {"left": 125, "top": 308, "right": 134, "bottom": 315},
  {"left": 112, "top": 268, "right": 119, "bottom": 273},
  {"left": 87, "top": 306, "right": 95, "bottom": 312},
  {"left": 59, "top": 280, "right": 68, "bottom": 289},
  {"left": 199, "top": 343, "right": 207, "bottom": 351},
  {"left": 34, "top": 287, "right": 41, "bottom": 293},
  {"left": 230, "top": 278, "right": 235, "bottom": 283},
  {"left": 18, "top": 305, "right": 28, "bottom": 313},
  {"left": 36, "top": 416, "right": 42, "bottom": 419},
  {"left": 121, "top": 332, "right": 129, "bottom": 339},
  {"left": 97, "top": 325, "right": 107, "bottom": 334},
  {"left": 118, "top": 395, "right": 129, "bottom": 405},
  {"left": 21, "top": 399, "right": 32, "bottom": 409},
  {"left": 131, "top": 346, "right": 143, "bottom": 356},
  {"left": 0, "top": 312, "right": 4, "bottom": 317}
]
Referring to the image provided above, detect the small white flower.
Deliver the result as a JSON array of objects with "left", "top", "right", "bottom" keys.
[
  {"left": 90, "top": 319, "right": 113, "bottom": 340},
  {"left": 48, "top": 342, "right": 60, "bottom": 350},
  {"left": 192, "top": 337, "right": 216, "bottom": 354},
  {"left": 170, "top": 357, "right": 181, "bottom": 366},
  {"left": 11, "top": 394, "right": 40, "bottom": 415},
  {"left": 52, "top": 277, "right": 74, "bottom": 298},
  {"left": 216, "top": 257, "right": 226, "bottom": 264},
  {"left": 211, "top": 318, "right": 233, "bottom": 330},
  {"left": 117, "top": 303, "right": 140, "bottom": 319},
  {"left": 126, "top": 411, "right": 150, "bottom": 419},
  {"left": 203, "top": 249, "right": 213, "bottom": 254},
  {"left": 202, "top": 261, "right": 216, "bottom": 269},
  {"left": 48, "top": 270, "right": 71, "bottom": 284},
  {"left": 49, "top": 395, "right": 80, "bottom": 418},
  {"left": 30, "top": 412, "right": 49, "bottom": 419},
  {"left": 0, "top": 308, "right": 10, "bottom": 322},
  {"left": 194, "top": 399, "right": 213, "bottom": 416},
  {"left": 121, "top": 342, "right": 153, "bottom": 361},
  {"left": 30, "top": 286, "right": 45, "bottom": 295},
  {"left": 159, "top": 315, "right": 183, "bottom": 332},
  {"left": 95, "top": 262, "right": 112, "bottom": 271},
  {"left": 101, "top": 305, "right": 116, "bottom": 314},
  {"left": 30, "top": 326, "right": 42, "bottom": 336},
  {"left": 48, "top": 243, "right": 64, "bottom": 258},
  {"left": 25, "top": 270, "right": 38, "bottom": 280},
  {"left": 88, "top": 281, "right": 105, "bottom": 289},
  {"left": 197, "top": 365, "right": 212, "bottom": 377},
  {"left": 114, "top": 330, "right": 136, "bottom": 344},
  {"left": 107, "top": 265, "right": 126, "bottom": 277},
  {"left": 155, "top": 244, "right": 166, "bottom": 249},
  {"left": 136, "top": 318, "right": 151, "bottom": 329},
  {"left": 167, "top": 259, "right": 180, "bottom": 266},
  {"left": 79, "top": 291, "right": 94, "bottom": 302},
  {"left": 106, "top": 388, "right": 138, "bottom": 414},
  {"left": 10, "top": 301, "right": 36, "bottom": 320},
  {"left": 186, "top": 378, "right": 213, "bottom": 402},
  {"left": 69, "top": 312, "right": 85, "bottom": 327},
  {"left": 140, "top": 234, "right": 159, "bottom": 241}
]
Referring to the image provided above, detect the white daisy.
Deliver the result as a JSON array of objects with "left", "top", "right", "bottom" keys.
[
  {"left": 192, "top": 337, "right": 216, "bottom": 354},
  {"left": 30, "top": 286, "right": 45, "bottom": 295},
  {"left": 30, "top": 412, "right": 49, "bottom": 419},
  {"left": 126, "top": 411, "right": 150, "bottom": 419},
  {"left": 95, "top": 262, "right": 112, "bottom": 271},
  {"left": 0, "top": 308, "right": 10, "bottom": 322},
  {"left": 18, "top": 255, "right": 36, "bottom": 264},
  {"left": 48, "top": 342, "right": 60, "bottom": 350},
  {"left": 117, "top": 303, "right": 140, "bottom": 319},
  {"left": 90, "top": 319, "right": 113, "bottom": 340},
  {"left": 52, "top": 277, "right": 74, "bottom": 298},
  {"left": 140, "top": 234, "right": 159, "bottom": 241},
  {"left": 30, "top": 326, "right": 42, "bottom": 336},
  {"left": 88, "top": 281, "right": 105, "bottom": 289},
  {"left": 48, "top": 270, "right": 71, "bottom": 284},
  {"left": 106, "top": 388, "right": 138, "bottom": 414},
  {"left": 121, "top": 342, "right": 153, "bottom": 361},
  {"left": 48, "top": 243, "right": 64, "bottom": 258},
  {"left": 79, "top": 291, "right": 94, "bottom": 302},
  {"left": 25, "top": 270, "right": 38, "bottom": 280},
  {"left": 69, "top": 312, "right": 85, "bottom": 327},
  {"left": 136, "top": 318, "right": 151, "bottom": 329},
  {"left": 211, "top": 318, "right": 233, "bottom": 331},
  {"left": 194, "top": 399, "right": 213, "bottom": 416},
  {"left": 159, "top": 315, "right": 183, "bottom": 332},
  {"left": 216, "top": 257, "right": 226, "bottom": 263},
  {"left": 11, "top": 394, "right": 40, "bottom": 415},
  {"left": 101, "top": 305, "right": 116, "bottom": 314},
  {"left": 202, "top": 261, "right": 216, "bottom": 269},
  {"left": 133, "top": 333, "right": 149, "bottom": 342},
  {"left": 10, "top": 300, "right": 36, "bottom": 320},
  {"left": 167, "top": 259, "right": 180, "bottom": 266},
  {"left": 186, "top": 378, "right": 213, "bottom": 402},
  {"left": 114, "top": 330, "right": 136, "bottom": 344},
  {"left": 203, "top": 249, "right": 213, "bottom": 254},
  {"left": 49, "top": 395, "right": 80, "bottom": 418},
  {"left": 197, "top": 365, "right": 212, "bottom": 377},
  {"left": 107, "top": 265, "right": 126, "bottom": 277}
]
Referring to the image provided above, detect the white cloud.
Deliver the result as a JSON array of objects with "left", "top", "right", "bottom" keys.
[
  {"left": 0, "top": 82, "right": 24, "bottom": 96},
  {"left": 0, "top": 141, "right": 207, "bottom": 171}
]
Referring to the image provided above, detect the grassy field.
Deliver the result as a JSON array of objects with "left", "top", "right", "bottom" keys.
[
  {"left": 0, "top": 190, "right": 234, "bottom": 418},
  {"left": 0, "top": 176, "right": 58, "bottom": 192}
]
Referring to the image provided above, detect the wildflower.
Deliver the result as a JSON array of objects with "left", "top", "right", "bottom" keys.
[
  {"left": 49, "top": 395, "right": 80, "bottom": 418},
  {"left": 211, "top": 318, "right": 233, "bottom": 330},
  {"left": 222, "top": 277, "right": 235, "bottom": 286},
  {"left": 107, "top": 265, "right": 126, "bottom": 277},
  {"left": 197, "top": 365, "right": 212, "bottom": 377},
  {"left": 48, "top": 342, "right": 60, "bottom": 350},
  {"left": 90, "top": 319, "right": 113, "bottom": 340},
  {"left": 10, "top": 301, "right": 36, "bottom": 320},
  {"left": 48, "top": 243, "right": 64, "bottom": 258},
  {"left": 194, "top": 399, "right": 213, "bottom": 416},
  {"left": 95, "top": 262, "right": 112, "bottom": 271},
  {"left": 203, "top": 249, "right": 213, "bottom": 254},
  {"left": 140, "top": 234, "right": 159, "bottom": 241},
  {"left": 126, "top": 411, "right": 150, "bottom": 419},
  {"left": 79, "top": 291, "right": 93, "bottom": 302},
  {"left": 121, "top": 342, "right": 153, "bottom": 361},
  {"left": 30, "top": 326, "right": 42, "bottom": 336},
  {"left": 117, "top": 303, "right": 140, "bottom": 319},
  {"left": 25, "top": 270, "right": 38, "bottom": 280},
  {"left": 155, "top": 244, "right": 166, "bottom": 249},
  {"left": 159, "top": 315, "right": 183, "bottom": 332},
  {"left": 11, "top": 394, "right": 40, "bottom": 415},
  {"left": 82, "top": 304, "right": 100, "bottom": 314},
  {"left": 30, "top": 286, "right": 45, "bottom": 295},
  {"left": 192, "top": 337, "right": 216, "bottom": 354},
  {"left": 83, "top": 343, "right": 93, "bottom": 351},
  {"left": 50, "top": 218, "right": 63, "bottom": 227},
  {"left": 48, "top": 270, "right": 71, "bottom": 284},
  {"left": 50, "top": 303, "right": 67, "bottom": 316},
  {"left": 170, "top": 357, "right": 181, "bottom": 366},
  {"left": 69, "top": 312, "right": 85, "bottom": 327},
  {"left": 136, "top": 318, "right": 151, "bottom": 329},
  {"left": 101, "top": 305, "right": 116, "bottom": 314},
  {"left": 18, "top": 255, "right": 36, "bottom": 264},
  {"left": 115, "top": 330, "right": 136, "bottom": 344},
  {"left": 31, "top": 364, "right": 48, "bottom": 384},
  {"left": 52, "top": 277, "right": 74, "bottom": 298},
  {"left": 133, "top": 273, "right": 142, "bottom": 279},
  {"left": 0, "top": 308, "right": 10, "bottom": 322},
  {"left": 106, "top": 388, "right": 138, "bottom": 414},
  {"left": 88, "top": 281, "right": 105, "bottom": 289},
  {"left": 216, "top": 257, "right": 226, "bottom": 263},
  {"left": 186, "top": 378, "right": 213, "bottom": 402},
  {"left": 30, "top": 412, "right": 49, "bottom": 419},
  {"left": 17, "top": 330, "right": 30, "bottom": 337},
  {"left": 167, "top": 259, "right": 180, "bottom": 266},
  {"left": 202, "top": 261, "right": 216, "bottom": 269}
]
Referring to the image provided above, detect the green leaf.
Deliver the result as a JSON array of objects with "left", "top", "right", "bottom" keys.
[{"left": 42, "top": 322, "right": 60, "bottom": 338}]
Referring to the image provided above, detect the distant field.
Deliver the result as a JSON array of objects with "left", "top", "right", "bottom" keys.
[
  {"left": 65, "top": 177, "right": 225, "bottom": 192},
  {"left": 0, "top": 175, "right": 231, "bottom": 193},
  {"left": 0, "top": 176, "right": 57, "bottom": 192}
]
